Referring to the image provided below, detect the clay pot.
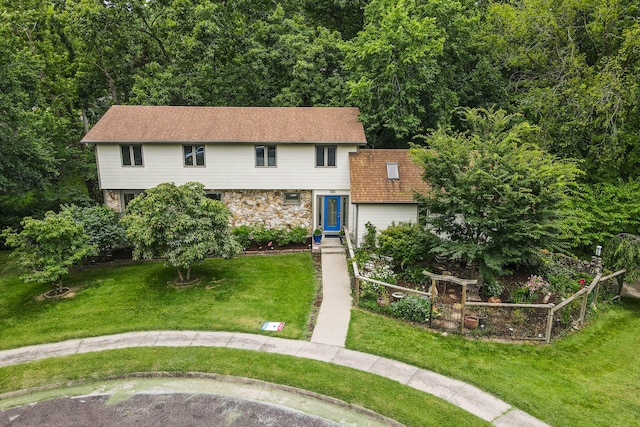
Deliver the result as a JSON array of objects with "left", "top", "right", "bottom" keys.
[
  {"left": 488, "top": 296, "right": 502, "bottom": 304},
  {"left": 464, "top": 315, "right": 479, "bottom": 329}
]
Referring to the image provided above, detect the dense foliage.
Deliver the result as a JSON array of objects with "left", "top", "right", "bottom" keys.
[
  {"left": 232, "top": 224, "right": 308, "bottom": 249},
  {"left": 121, "top": 182, "right": 241, "bottom": 282},
  {"left": 412, "top": 108, "right": 581, "bottom": 280},
  {"left": 2, "top": 0, "right": 639, "bottom": 260},
  {"left": 377, "top": 221, "right": 439, "bottom": 269},
  {"left": 61, "top": 204, "right": 127, "bottom": 258},
  {"left": 1, "top": 211, "right": 96, "bottom": 291}
]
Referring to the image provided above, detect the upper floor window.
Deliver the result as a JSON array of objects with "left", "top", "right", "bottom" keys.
[
  {"left": 121, "top": 145, "right": 143, "bottom": 166},
  {"left": 184, "top": 145, "right": 205, "bottom": 167},
  {"left": 316, "top": 145, "right": 336, "bottom": 167},
  {"left": 256, "top": 145, "right": 276, "bottom": 167}
]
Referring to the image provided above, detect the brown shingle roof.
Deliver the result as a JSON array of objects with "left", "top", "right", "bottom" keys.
[
  {"left": 82, "top": 105, "right": 367, "bottom": 144},
  {"left": 349, "top": 149, "right": 430, "bottom": 203}
]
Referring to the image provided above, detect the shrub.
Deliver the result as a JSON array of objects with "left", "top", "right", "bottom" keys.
[
  {"left": 483, "top": 279, "right": 504, "bottom": 298},
  {"left": 391, "top": 295, "right": 431, "bottom": 323},
  {"left": 232, "top": 225, "right": 252, "bottom": 248},
  {"left": 287, "top": 226, "right": 308, "bottom": 245},
  {"left": 232, "top": 224, "right": 309, "bottom": 248},
  {"left": 362, "top": 222, "right": 377, "bottom": 251},
  {"left": 61, "top": 204, "right": 127, "bottom": 258},
  {"left": 398, "top": 265, "right": 430, "bottom": 285},
  {"left": 358, "top": 280, "right": 382, "bottom": 301},
  {"left": 378, "top": 222, "right": 439, "bottom": 269}
]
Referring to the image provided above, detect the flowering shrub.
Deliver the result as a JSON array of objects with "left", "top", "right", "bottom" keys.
[
  {"left": 523, "top": 275, "right": 551, "bottom": 294},
  {"left": 362, "top": 262, "right": 397, "bottom": 285}
]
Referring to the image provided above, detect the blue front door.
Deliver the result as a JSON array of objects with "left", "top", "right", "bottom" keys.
[{"left": 323, "top": 196, "right": 341, "bottom": 232}]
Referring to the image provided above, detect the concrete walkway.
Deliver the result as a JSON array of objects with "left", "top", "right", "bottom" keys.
[
  {"left": 0, "top": 331, "right": 548, "bottom": 426},
  {"left": 311, "top": 237, "right": 352, "bottom": 346}
]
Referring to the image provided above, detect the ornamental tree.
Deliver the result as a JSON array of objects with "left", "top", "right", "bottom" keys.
[
  {"left": 411, "top": 107, "right": 581, "bottom": 282},
  {"left": 121, "top": 182, "right": 241, "bottom": 282},
  {"left": 2, "top": 211, "right": 96, "bottom": 293}
]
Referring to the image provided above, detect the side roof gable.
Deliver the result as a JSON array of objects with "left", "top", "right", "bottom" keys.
[
  {"left": 349, "top": 149, "right": 430, "bottom": 203},
  {"left": 82, "top": 105, "right": 367, "bottom": 145}
]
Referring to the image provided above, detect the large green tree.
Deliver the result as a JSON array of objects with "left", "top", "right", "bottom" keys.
[
  {"left": 412, "top": 108, "right": 581, "bottom": 281},
  {"left": 344, "top": 0, "right": 445, "bottom": 143},
  {"left": 121, "top": 182, "right": 241, "bottom": 282}
]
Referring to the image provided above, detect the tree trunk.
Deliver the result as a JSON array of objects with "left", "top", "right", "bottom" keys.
[
  {"left": 176, "top": 268, "right": 184, "bottom": 282},
  {"left": 186, "top": 266, "right": 191, "bottom": 281}
]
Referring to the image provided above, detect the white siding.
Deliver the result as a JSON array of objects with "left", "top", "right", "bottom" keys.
[
  {"left": 96, "top": 143, "right": 357, "bottom": 191},
  {"left": 354, "top": 204, "right": 419, "bottom": 247}
]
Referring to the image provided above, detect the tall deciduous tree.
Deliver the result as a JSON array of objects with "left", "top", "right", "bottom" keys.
[
  {"left": 344, "top": 0, "right": 445, "bottom": 143},
  {"left": 2, "top": 211, "right": 96, "bottom": 292},
  {"left": 121, "top": 182, "right": 241, "bottom": 282},
  {"left": 412, "top": 108, "right": 581, "bottom": 281}
]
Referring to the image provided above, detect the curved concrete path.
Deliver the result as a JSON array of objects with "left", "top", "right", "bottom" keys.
[{"left": 0, "top": 331, "right": 548, "bottom": 427}]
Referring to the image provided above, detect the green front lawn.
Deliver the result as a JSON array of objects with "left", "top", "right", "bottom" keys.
[
  {"left": 347, "top": 302, "right": 640, "bottom": 427},
  {"left": 0, "top": 252, "right": 318, "bottom": 349}
]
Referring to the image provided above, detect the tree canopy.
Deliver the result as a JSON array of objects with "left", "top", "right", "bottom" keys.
[
  {"left": 411, "top": 108, "right": 581, "bottom": 280},
  {"left": 2, "top": 211, "right": 96, "bottom": 291},
  {"left": 121, "top": 182, "right": 241, "bottom": 282}
]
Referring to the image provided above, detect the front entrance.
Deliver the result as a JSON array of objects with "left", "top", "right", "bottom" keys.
[{"left": 323, "top": 196, "right": 342, "bottom": 233}]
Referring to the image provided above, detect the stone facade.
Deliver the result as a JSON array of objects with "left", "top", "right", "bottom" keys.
[
  {"left": 224, "top": 190, "right": 312, "bottom": 231},
  {"left": 103, "top": 188, "right": 313, "bottom": 232},
  {"left": 104, "top": 190, "right": 121, "bottom": 211}
]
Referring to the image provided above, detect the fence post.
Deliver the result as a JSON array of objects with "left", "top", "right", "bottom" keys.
[
  {"left": 579, "top": 290, "right": 589, "bottom": 324},
  {"left": 429, "top": 278, "right": 436, "bottom": 328},
  {"left": 354, "top": 277, "right": 360, "bottom": 307},
  {"left": 461, "top": 284, "right": 467, "bottom": 333},
  {"left": 593, "top": 279, "right": 602, "bottom": 307},
  {"left": 545, "top": 304, "right": 555, "bottom": 343}
]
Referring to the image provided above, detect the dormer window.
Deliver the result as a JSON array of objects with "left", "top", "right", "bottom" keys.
[{"left": 386, "top": 162, "right": 399, "bottom": 180}]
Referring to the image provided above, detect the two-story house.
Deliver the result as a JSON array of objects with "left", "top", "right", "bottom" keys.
[{"left": 83, "top": 105, "right": 428, "bottom": 245}]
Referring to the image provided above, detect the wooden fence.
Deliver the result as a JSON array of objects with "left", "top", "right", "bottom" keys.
[{"left": 345, "top": 227, "right": 627, "bottom": 343}]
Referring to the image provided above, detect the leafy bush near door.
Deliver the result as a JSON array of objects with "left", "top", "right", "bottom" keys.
[{"left": 232, "top": 224, "right": 308, "bottom": 249}]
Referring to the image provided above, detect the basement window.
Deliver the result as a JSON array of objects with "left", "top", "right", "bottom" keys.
[{"left": 283, "top": 192, "right": 301, "bottom": 205}]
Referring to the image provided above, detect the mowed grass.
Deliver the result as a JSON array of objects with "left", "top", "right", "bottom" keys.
[
  {"left": 0, "top": 252, "right": 318, "bottom": 349},
  {"left": 347, "top": 301, "right": 640, "bottom": 427},
  {"left": 0, "top": 347, "right": 490, "bottom": 427}
]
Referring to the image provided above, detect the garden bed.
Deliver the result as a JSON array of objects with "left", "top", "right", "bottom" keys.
[{"left": 354, "top": 241, "right": 601, "bottom": 342}]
